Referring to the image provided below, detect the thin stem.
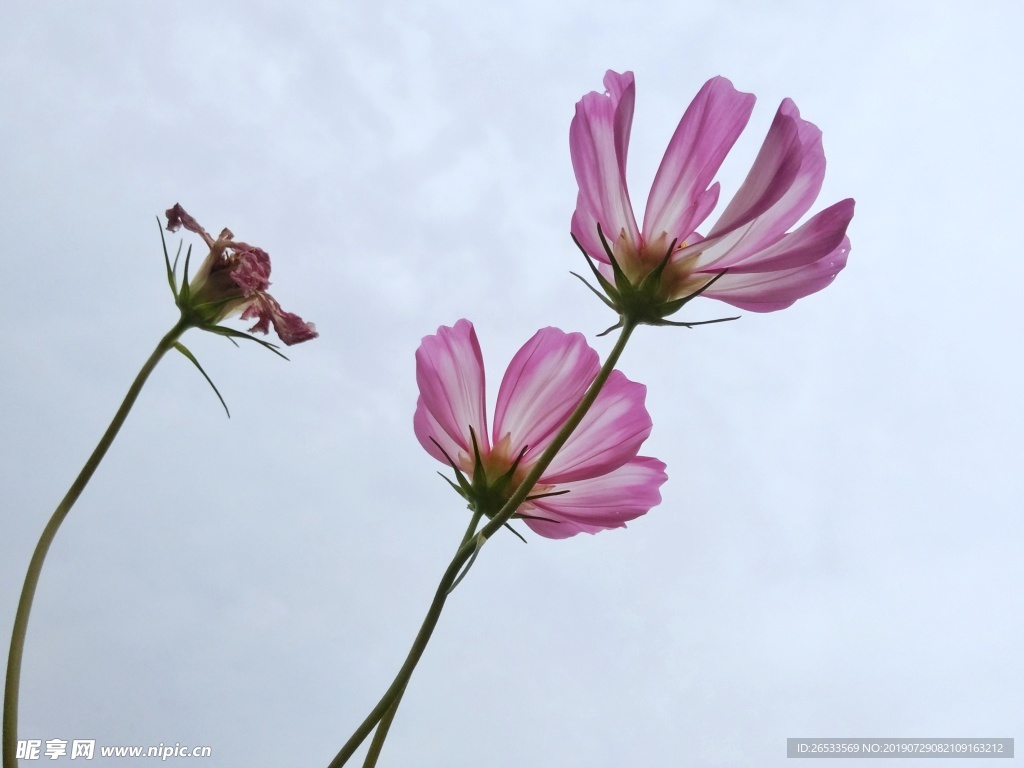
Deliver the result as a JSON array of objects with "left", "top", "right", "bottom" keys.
[
  {"left": 359, "top": 681, "right": 407, "bottom": 768},
  {"left": 359, "top": 510, "right": 484, "bottom": 768},
  {"left": 3, "top": 318, "right": 190, "bottom": 768},
  {"left": 458, "top": 510, "right": 485, "bottom": 549},
  {"left": 328, "top": 320, "right": 638, "bottom": 767}
]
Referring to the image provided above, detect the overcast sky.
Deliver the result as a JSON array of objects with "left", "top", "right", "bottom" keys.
[{"left": 2, "top": 1, "right": 1022, "bottom": 766}]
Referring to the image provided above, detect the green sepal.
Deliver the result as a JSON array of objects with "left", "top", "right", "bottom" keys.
[
  {"left": 595, "top": 224, "right": 635, "bottom": 299},
  {"left": 596, "top": 319, "right": 624, "bottom": 337},
  {"left": 513, "top": 510, "right": 564, "bottom": 528},
  {"left": 173, "top": 342, "right": 230, "bottom": 418},
  {"left": 491, "top": 444, "right": 528, "bottom": 499},
  {"left": 571, "top": 233, "right": 621, "bottom": 303},
  {"left": 468, "top": 428, "right": 488, "bottom": 490},
  {"left": 206, "top": 325, "right": 289, "bottom": 360},
  {"left": 525, "top": 488, "right": 570, "bottom": 502},
  {"left": 158, "top": 217, "right": 180, "bottom": 300},
  {"left": 643, "top": 270, "right": 739, "bottom": 328},
  {"left": 501, "top": 522, "right": 527, "bottom": 543},
  {"left": 653, "top": 315, "right": 740, "bottom": 330},
  {"left": 429, "top": 438, "right": 474, "bottom": 499},
  {"left": 570, "top": 271, "right": 618, "bottom": 310},
  {"left": 182, "top": 296, "right": 242, "bottom": 325},
  {"left": 656, "top": 268, "right": 730, "bottom": 317},
  {"left": 437, "top": 472, "right": 469, "bottom": 501},
  {"left": 180, "top": 244, "right": 194, "bottom": 302}
]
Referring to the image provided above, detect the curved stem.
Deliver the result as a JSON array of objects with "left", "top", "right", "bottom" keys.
[
  {"left": 359, "top": 682, "right": 406, "bottom": 768},
  {"left": 359, "top": 510, "right": 484, "bottom": 768},
  {"left": 328, "top": 320, "right": 638, "bottom": 767},
  {"left": 3, "top": 318, "right": 189, "bottom": 768}
]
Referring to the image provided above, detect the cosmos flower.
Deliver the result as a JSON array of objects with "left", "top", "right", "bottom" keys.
[
  {"left": 414, "top": 319, "right": 666, "bottom": 538},
  {"left": 570, "top": 70, "right": 854, "bottom": 317},
  {"left": 165, "top": 203, "right": 317, "bottom": 345}
]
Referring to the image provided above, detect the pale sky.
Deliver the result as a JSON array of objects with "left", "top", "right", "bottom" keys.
[{"left": 2, "top": 1, "right": 1022, "bottom": 766}]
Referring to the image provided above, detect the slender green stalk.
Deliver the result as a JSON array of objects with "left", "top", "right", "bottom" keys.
[
  {"left": 360, "top": 510, "right": 483, "bottom": 768},
  {"left": 3, "top": 318, "right": 190, "bottom": 768},
  {"left": 329, "top": 319, "right": 638, "bottom": 767}
]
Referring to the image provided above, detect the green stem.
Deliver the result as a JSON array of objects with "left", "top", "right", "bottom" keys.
[
  {"left": 3, "top": 318, "right": 190, "bottom": 768},
  {"left": 328, "top": 319, "right": 638, "bottom": 767},
  {"left": 360, "top": 510, "right": 484, "bottom": 768}
]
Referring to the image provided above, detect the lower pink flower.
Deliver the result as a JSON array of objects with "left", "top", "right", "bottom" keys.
[{"left": 414, "top": 320, "right": 667, "bottom": 538}]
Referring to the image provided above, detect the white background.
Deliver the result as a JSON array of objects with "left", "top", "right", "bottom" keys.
[{"left": 1, "top": 1, "right": 1021, "bottom": 765}]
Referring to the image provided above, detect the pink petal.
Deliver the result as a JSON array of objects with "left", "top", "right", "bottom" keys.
[
  {"left": 570, "top": 195, "right": 608, "bottom": 263},
  {"left": 540, "top": 370, "right": 652, "bottom": 484},
  {"left": 695, "top": 198, "right": 854, "bottom": 275},
  {"left": 414, "top": 320, "right": 490, "bottom": 463},
  {"left": 165, "top": 203, "right": 216, "bottom": 248},
  {"left": 523, "top": 456, "right": 667, "bottom": 539},
  {"left": 569, "top": 70, "right": 641, "bottom": 260},
  {"left": 699, "top": 99, "right": 826, "bottom": 269},
  {"left": 239, "top": 293, "right": 318, "bottom": 345},
  {"left": 414, "top": 395, "right": 463, "bottom": 467},
  {"left": 493, "top": 327, "right": 599, "bottom": 462},
  {"left": 228, "top": 242, "right": 273, "bottom": 295},
  {"left": 701, "top": 235, "right": 851, "bottom": 311},
  {"left": 642, "top": 77, "right": 755, "bottom": 245}
]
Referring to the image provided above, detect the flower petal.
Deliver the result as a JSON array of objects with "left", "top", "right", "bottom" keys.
[
  {"left": 570, "top": 70, "right": 641, "bottom": 261},
  {"left": 570, "top": 194, "right": 608, "bottom": 263},
  {"left": 698, "top": 99, "right": 826, "bottom": 269},
  {"left": 642, "top": 76, "right": 755, "bottom": 245},
  {"left": 228, "top": 242, "right": 273, "bottom": 295},
  {"left": 165, "top": 203, "right": 217, "bottom": 248},
  {"left": 414, "top": 395, "right": 461, "bottom": 467},
  {"left": 541, "top": 370, "right": 652, "bottom": 484},
  {"left": 493, "top": 327, "right": 599, "bottom": 462},
  {"left": 239, "top": 293, "right": 318, "bottom": 345},
  {"left": 701, "top": 235, "right": 851, "bottom": 311},
  {"left": 523, "top": 456, "right": 667, "bottom": 539},
  {"left": 696, "top": 198, "right": 854, "bottom": 275},
  {"left": 414, "top": 320, "right": 489, "bottom": 463}
]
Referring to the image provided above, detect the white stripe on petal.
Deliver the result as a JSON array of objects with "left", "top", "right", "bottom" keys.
[
  {"left": 493, "top": 327, "right": 598, "bottom": 462},
  {"left": 541, "top": 370, "right": 652, "bottom": 484}
]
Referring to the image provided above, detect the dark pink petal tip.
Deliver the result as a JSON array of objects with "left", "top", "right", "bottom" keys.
[
  {"left": 240, "top": 294, "right": 318, "bottom": 345},
  {"left": 165, "top": 203, "right": 215, "bottom": 247}
]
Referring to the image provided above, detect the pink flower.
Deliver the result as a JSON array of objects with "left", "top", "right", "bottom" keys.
[
  {"left": 414, "top": 320, "right": 666, "bottom": 538},
  {"left": 165, "top": 204, "right": 318, "bottom": 345},
  {"left": 571, "top": 71, "right": 854, "bottom": 315}
]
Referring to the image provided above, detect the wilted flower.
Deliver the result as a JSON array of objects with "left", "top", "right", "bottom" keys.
[
  {"left": 165, "top": 203, "right": 317, "bottom": 346},
  {"left": 414, "top": 320, "right": 666, "bottom": 538},
  {"left": 570, "top": 70, "right": 854, "bottom": 323}
]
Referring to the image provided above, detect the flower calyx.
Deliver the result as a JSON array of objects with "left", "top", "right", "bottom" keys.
[
  {"left": 570, "top": 225, "right": 738, "bottom": 336},
  {"left": 431, "top": 430, "right": 566, "bottom": 538}
]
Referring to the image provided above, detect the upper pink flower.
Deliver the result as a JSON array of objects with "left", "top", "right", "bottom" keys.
[
  {"left": 165, "top": 204, "right": 318, "bottom": 345},
  {"left": 571, "top": 71, "right": 854, "bottom": 313},
  {"left": 414, "top": 320, "right": 667, "bottom": 538}
]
